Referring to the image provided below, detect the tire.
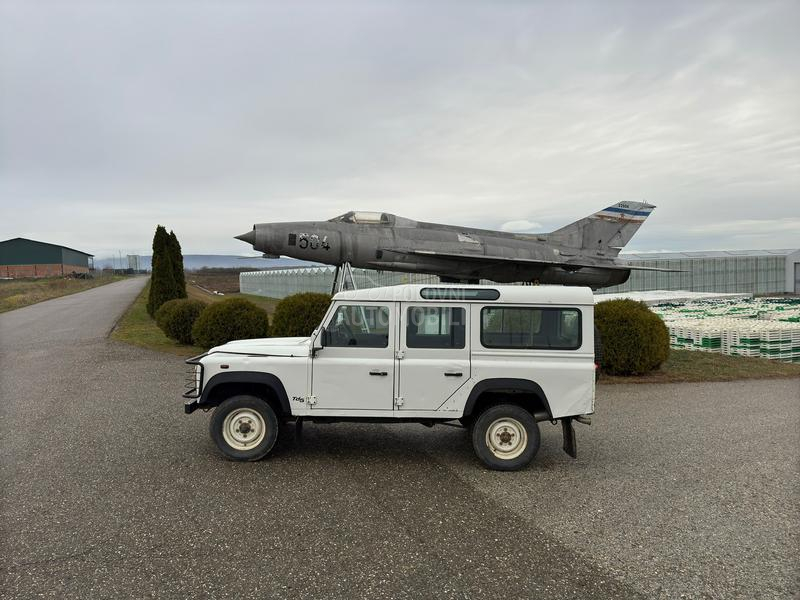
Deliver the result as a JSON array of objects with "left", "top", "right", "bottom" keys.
[
  {"left": 471, "top": 404, "right": 540, "bottom": 471},
  {"left": 210, "top": 395, "right": 279, "bottom": 461}
]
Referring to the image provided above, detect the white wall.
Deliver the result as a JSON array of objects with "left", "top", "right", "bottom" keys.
[{"left": 787, "top": 250, "right": 800, "bottom": 293}]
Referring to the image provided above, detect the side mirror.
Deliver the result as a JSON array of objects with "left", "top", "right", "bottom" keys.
[{"left": 313, "top": 327, "right": 326, "bottom": 351}]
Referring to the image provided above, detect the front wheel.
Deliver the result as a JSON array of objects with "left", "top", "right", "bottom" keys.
[
  {"left": 471, "top": 404, "right": 540, "bottom": 471},
  {"left": 210, "top": 395, "right": 279, "bottom": 461}
]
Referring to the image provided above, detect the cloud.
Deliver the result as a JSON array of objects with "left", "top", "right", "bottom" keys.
[
  {"left": 500, "top": 220, "right": 544, "bottom": 233},
  {"left": 0, "top": 1, "right": 798, "bottom": 256},
  {"left": 686, "top": 218, "right": 800, "bottom": 235}
]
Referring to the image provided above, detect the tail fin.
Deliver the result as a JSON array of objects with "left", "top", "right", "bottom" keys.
[{"left": 547, "top": 201, "right": 656, "bottom": 257}]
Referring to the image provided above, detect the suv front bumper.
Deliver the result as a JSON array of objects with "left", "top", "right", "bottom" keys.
[
  {"left": 183, "top": 353, "right": 207, "bottom": 396},
  {"left": 183, "top": 353, "right": 207, "bottom": 413}
]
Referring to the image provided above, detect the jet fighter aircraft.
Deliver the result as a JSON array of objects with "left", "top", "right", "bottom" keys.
[{"left": 235, "top": 201, "right": 671, "bottom": 289}]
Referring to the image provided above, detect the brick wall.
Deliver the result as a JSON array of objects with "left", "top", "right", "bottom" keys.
[{"left": 0, "top": 264, "right": 89, "bottom": 278}]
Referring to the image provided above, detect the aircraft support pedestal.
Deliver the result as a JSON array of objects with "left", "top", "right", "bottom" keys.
[{"left": 331, "top": 262, "right": 357, "bottom": 295}]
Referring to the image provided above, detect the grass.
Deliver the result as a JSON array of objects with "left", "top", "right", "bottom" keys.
[
  {"left": 111, "top": 282, "right": 206, "bottom": 356},
  {"left": 0, "top": 274, "right": 125, "bottom": 313},
  {"left": 111, "top": 281, "right": 280, "bottom": 357},
  {"left": 599, "top": 349, "right": 800, "bottom": 384}
]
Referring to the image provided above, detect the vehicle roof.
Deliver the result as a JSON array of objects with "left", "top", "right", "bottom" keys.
[{"left": 333, "top": 284, "right": 594, "bottom": 305}]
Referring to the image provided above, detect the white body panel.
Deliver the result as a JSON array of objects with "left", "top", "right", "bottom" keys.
[{"left": 196, "top": 285, "right": 595, "bottom": 420}]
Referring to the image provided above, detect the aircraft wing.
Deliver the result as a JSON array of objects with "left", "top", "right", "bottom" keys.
[{"left": 384, "top": 249, "right": 682, "bottom": 272}]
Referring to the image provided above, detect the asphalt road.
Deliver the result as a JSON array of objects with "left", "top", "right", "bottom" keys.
[{"left": 1, "top": 279, "right": 798, "bottom": 599}]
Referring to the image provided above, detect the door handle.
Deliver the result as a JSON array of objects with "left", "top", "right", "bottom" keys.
[
  {"left": 444, "top": 371, "right": 463, "bottom": 377},
  {"left": 369, "top": 370, "right": 388, "bottom": 376}
]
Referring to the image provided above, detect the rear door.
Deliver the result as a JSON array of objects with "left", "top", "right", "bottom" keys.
[{"left": 397, "top": 303, "right": 470, "bottom": 411}]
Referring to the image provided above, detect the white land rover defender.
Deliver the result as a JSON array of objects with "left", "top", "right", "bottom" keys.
[{"left": 184, "top": 284, "right": 596, "bottom": 471}]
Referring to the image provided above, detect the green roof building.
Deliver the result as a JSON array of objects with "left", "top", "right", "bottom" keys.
[{"left": 0, "top": 237, "right": 94, "bottom": 278}]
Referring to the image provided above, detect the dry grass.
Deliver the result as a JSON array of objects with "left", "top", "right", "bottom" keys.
[
  {"left": 186, "top": 284, "right": 280, "bottom": 315},
  {"left": 0, "top": 274, "right": 125, "bottom": 313},
  {"left": 186, "top": 270, "right": 282, "bottom": 315},
  {"left": 187, "top": 268, "right": 245, "bottom": 294},
  {"left": 599, "top": 349, "right": 800, "bottom": 384}
]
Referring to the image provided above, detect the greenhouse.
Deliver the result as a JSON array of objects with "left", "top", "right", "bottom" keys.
[
  {"left": 240, "top": 267, "right": 444, "bottom": 299},
  {"left": 604, "top": 249, "right": 799, "bottom": 295},
  {"left": 240, "top": 248, "right": 800, "bottom": 299}
]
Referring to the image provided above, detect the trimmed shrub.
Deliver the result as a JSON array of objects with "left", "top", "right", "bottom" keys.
[
  {"left": 594, "top": 299, "right": 670, "bottom": 376},
  {"left": 191, "top": 298, "right": 269, "bottom": 349},
  {"left": 154, "top": 297, "right": 179, "bottom": 331},
  {"left": 270, "top": 292, "right": 331, "bottom": 337},
  {"left": 156, "top": 298, "right": 207, "bottom": 344}
]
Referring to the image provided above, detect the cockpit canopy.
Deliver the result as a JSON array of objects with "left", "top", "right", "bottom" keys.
[{"left": 329, "top": 211, "right": 395, "bottom": 225}]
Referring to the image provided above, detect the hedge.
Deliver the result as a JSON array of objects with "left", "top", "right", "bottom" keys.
[
  {"left": 155, "top": 298, "right": 207, "bottom": 345},
  {"left": 594, "top": 299, "right": 670, "bottom": 376},
  {"left": 191, "top": 298, "right": 270, "bottom": 349},
  {"left": 270, "top": 293, "right": 331, "bottom": 337}
]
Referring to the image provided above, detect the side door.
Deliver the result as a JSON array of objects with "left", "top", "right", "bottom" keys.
[
  {"left": 397, "top": 303, "right": 470, "bottom": 411},
  {"left": 310, "top": 302, "right": 395, "bottom": 411}
]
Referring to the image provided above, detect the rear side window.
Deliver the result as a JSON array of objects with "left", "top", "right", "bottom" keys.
[
  {"left": 406, "top": 307, "right": 466, "bottom": 349},
  {"left": 480, "top": 307, "right": 581, "bottom": 350}
]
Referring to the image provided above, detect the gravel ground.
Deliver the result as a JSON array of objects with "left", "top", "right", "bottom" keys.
[{"left": 1, "top": 278, "right": 798, "bottom": 599}]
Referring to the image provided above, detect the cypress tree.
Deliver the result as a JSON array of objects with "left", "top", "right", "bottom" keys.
[
  {"left": 168, "top": 230, "right": 187, "bottom": 298},
  {"left": 147, "top": 225, "right": 180, "bottom": 316}
]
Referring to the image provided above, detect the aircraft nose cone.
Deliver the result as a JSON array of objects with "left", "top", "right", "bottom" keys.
[{"left": 235, "top": 229, "right": 256, "bottom": 245}]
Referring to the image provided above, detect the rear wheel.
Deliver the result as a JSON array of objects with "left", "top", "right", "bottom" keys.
[
  {"left": 471, "top": 404, "right": 540, "bottom": 471},
  {"left": 210, "top": 395, "right": 279, "bottom": 461}
]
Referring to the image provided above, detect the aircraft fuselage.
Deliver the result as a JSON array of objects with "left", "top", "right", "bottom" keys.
[{"left": 238, "top": 217, "right": 632, "bottom": 288}]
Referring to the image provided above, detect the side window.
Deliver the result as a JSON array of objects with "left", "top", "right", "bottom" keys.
[
  {"left": 481, "top": 307, "right": 581, "bottom": 350},
  {"left": 325, "top": 305, "right": 390, "bottom": 348},
  {"left": 406, "top": 307, "right": 466, "bottom": 349},
  {"left": 559, "top": 310, "right": 580, "bottom": 345}
]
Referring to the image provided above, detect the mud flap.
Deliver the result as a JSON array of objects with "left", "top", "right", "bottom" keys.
[{"left": 561, "top": 417, "right": 577, "bottom": 458}]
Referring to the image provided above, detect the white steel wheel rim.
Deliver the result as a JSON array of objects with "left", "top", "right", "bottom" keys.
[
  {"left": 486, "top": 417, "right": 528, "bottom": 460},
  {"left": 222, "top": 408, "right": 267, "bottom": 451}
]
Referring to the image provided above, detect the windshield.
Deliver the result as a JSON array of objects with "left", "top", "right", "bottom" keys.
[{"left": 329, "top": 211, "right": 394, "bottom": 225}]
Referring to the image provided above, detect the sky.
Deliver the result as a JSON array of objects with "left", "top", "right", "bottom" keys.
[{"left": 1, "top": 0, "right": 798, "bottom": 257}]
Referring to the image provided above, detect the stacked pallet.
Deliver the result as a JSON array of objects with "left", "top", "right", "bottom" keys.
[
  {"left": 661, "top": 316, "right": 800, "bottom": 363},
  {"left": 762, "top": 308, "right": 800, "bottom": 323},
  {"left": 653, "top": 298, "right": 800, "bottom": 321},
  {"left": 669, "top": 320, "right": 723, "bottom": 352}
]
